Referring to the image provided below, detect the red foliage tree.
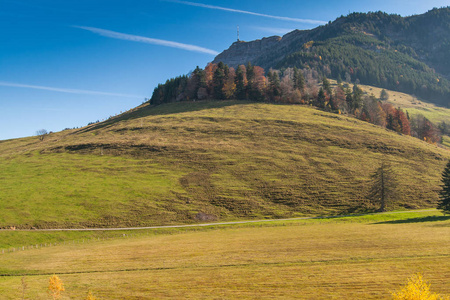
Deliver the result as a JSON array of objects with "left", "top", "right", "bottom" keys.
[
  {"left": 394, "top": 108, "right": 411, "bottom": 135},
  {"left": 204, "top": 63, "right": 217, "bottom": 96},
  {"left": 222, "top": 67, "right": 236, "bottom": 99}
]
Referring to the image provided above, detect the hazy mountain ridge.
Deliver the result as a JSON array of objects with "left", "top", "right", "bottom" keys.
[{"left": 213, "top": 7, "right": 450, "bottom": 107}]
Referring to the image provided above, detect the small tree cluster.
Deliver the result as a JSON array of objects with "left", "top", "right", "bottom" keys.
[
  {"left": 44, "top": 275, "right": 99, "bottom": 299},
  {"left": 149, "top": 62, "right": 446, "bottom": 143},
  {"left": 359, "top": 96, "right": 410, "bottom": 135},
  {"left": 150, "top": 63, "right": 308, "bottom": 104},
  {"left": 410, "top": 114, "right": 441, "bottom": 144}
]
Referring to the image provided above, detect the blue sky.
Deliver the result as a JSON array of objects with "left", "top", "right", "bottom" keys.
[{"left": 1, "top": 0, "right": 449, "bottom": 140}]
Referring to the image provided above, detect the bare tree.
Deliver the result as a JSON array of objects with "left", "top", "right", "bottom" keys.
[
  {"left": 36, "top": 129, "right": 48, "bottom": 141},
  {"left": 368, "top": 161, "right": 397, "bottom": 212}
]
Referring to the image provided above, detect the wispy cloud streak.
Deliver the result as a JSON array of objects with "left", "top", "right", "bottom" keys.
[
  {"left": 0, "top": 81, "right": 143, "bottom": 98},
  {"left": 166, "top": 0, "right": 326, "bottom": 25},
  {"left": 74, "top": 26, "right": 219, "bottom": 55}
]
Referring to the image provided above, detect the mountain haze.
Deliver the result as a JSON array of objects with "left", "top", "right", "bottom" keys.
[{"left": 214, "top": 7, "right": 450, "bottom": 107}]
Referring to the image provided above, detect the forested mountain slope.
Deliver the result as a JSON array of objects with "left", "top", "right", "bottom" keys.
[{"left": 213, "top": 8, "right": 450, "bottom": 107}]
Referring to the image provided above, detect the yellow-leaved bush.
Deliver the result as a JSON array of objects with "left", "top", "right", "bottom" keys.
[
  {"left": 48, "top": 275, "right": 65, "bottom": 300},
  {"left": 392, "top": 273, "right": 449, "bottom": 300}
]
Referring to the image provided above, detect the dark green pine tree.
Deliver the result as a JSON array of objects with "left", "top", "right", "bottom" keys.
[
  {"left": 322, "top": 76, "right": 332, "bottom": 95},
  {"left": 380, "top": 89, "right": 389, "bottom": 100},
  {"left": 267, "top": 70, "right": 281, "bottom": 100},
  {"left": 437, "top": 161, "right": 450, "bottom": 214},
  {"left": 368, "top": 161, "right": 397, "bottom": 212},
  {"left": 317, "top": 87, "right": 326, "bottom": 108},
  {"left": 345, "top": 87, "right": 353, "bottom": 111},
  {"left": 293, "top": 67, "right": 305, "bottom": 92},
  {"left": 352, "top": 84, "right": 363, "bottom": 110},
  {"left": 213, "top": 63, "right": 226, "bottom": 99},
  {"left": 246, "top": 62, "right": 258, "bottom": 101}
]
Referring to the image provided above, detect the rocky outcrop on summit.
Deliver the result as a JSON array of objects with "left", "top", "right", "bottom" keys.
[
  {"left": 212, "top": 30, "right": 313, "bottom": 69},
  {"left": 213, "top": 36, "right": 281, "bottom": 68}
]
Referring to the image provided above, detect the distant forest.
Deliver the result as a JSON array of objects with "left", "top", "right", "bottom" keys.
[{"left": 150, "top": 62, "right": 443, "bottom": 144}]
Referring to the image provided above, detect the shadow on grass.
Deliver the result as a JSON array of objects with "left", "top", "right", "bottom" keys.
[{"left": 374, "top": 215, "right": 450, "bottom": 224}]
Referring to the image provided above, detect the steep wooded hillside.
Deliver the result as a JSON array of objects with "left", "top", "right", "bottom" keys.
[{"left": 213, "top": 8, "right": 450, "bottom": 107}]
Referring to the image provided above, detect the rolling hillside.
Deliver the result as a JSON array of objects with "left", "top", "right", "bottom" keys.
[{"left": 0, "top": 101, "right": 448, "bottom": 229}]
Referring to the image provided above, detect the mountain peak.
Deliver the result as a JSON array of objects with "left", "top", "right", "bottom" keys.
[{"left": 213, "top": 8, "right": 450, "bottom": 107}]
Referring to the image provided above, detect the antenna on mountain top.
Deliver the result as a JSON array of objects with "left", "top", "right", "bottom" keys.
[{"left": 237, "top": 25, "right": 240, "bottom": 42}]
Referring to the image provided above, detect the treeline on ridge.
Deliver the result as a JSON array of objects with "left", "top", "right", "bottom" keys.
[
  {"left": 275, "top": 33, "right": 450, "bottom": 108},
  {"left": 254, "top": 9, "right": 450, "bottom": 108},
  {"left": 150, "top": 62, "right": 442, "bottom": 144}
]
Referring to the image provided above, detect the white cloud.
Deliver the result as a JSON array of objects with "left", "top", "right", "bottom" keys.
[
  {"left": 74, "top": 26, "right": 219, "bottom": 55},
  {"left": 0, "top": 81, "right": 144, "bottom": 98},
  {"left": 166, "top": 0, "right": 327, "bottom": 25}
]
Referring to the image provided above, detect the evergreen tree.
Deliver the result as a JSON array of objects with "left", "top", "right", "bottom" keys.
[
  {"left": 293, "top": 67, "right": 305, "bottom": 91},
  {"left": 352, "top": 84, "right": 363, "bottom": 110},
  {"left": 213, "top": 64, "right": 226, "bottom": 99},
  {"left": 368, "top": 161, "right": 397, "bottom": 212},
  {"left": 438, "top": 121, "right": 448, "bottom": 135},
  {"left": 345, "top": 87, "right": 353, "bottom": 111},
  {"left": 246, "top": 62, "right": 255, "bottom": 99},
  {"left": 322, "top": 76, "right": 332, "bottom": 95},
  {"left": 336, "top": 74, "right": 343, "bottom": 86},
  {"left": 185, "top": 66, "right": 202, "bottom": 100},
  {"left": 437, "top": 161, "right": 450, "bottom": 214},
  {"left": 380, "top": 89, "right": 389, "bottom": 100},
  {"left": 317, "top": 87, "right": 326, "bottom": 108},
  {"left": 386, "top": 113, "right": 397, "bottom": 132},
  {"left": 267, "top": 70, "right": 281, "bottom": 100}
]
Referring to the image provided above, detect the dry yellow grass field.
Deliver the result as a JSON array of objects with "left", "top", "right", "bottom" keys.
[{"left": 0, "top": 211, "right": 448, "bottom": 299}]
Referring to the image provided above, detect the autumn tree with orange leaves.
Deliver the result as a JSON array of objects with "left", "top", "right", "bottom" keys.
[{"left": 48, "top": 275, "right": 64, "bottom": 299}]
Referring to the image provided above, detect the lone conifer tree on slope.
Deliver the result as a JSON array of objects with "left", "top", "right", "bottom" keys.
[
  {"left": 369, "top": 161, "right": 397, "bottom": 212},
  {"left": 437, "top": 160, "right": 450, "bottom": 214}
]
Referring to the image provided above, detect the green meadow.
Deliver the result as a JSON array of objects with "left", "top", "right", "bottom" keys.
[
  {"left": 0, "top": 101, "right": 448, "bottom": 229},
  {"left": 0, "top": 100, "right": 449, "bottom": 298}
]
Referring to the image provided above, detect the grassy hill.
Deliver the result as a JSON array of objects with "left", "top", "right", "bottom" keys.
[{"left": 0, "top": 101, "right": 448, "bottom": 229}]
